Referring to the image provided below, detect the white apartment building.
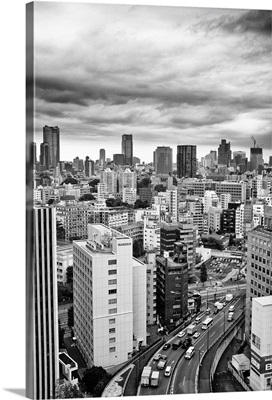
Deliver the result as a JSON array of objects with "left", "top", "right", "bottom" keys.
[
  {"left": 73, "top": 224, "right": 146, "bottom": 368},
  {"left": 122, "top": 187, "right": 137, "bottom": 204},
  {"left": 250, "top": 296, "right": 272, "bottom": 391},
  {"left": 235, "top": 203, "right": 244, "bottom": 239},
  {"left": 145, "top": 251, "right": 157, "bottom": 326},
  {"left": 215, "top": 181, "right": 247, "bottom": 202},
  {"left": 220, "top": 193, "right": 232, "bottom": 210},
  {"left": 57, "top": 245, "right": 73, "bottom": 283},
  {"left": 97, "top": 183, "right": 108, "bottom": 200},
  {"left": 143, "top": 216, "right": 161, "bottom": 252},
  {"left": 204, "top": 190, "right": 220, "bottom": 213},
  {"left": 118, "top": 168, "right": 137, "bottom": 192},
  {"left": 208, "top": 207, "right": 223, "bottom": 232},
  {"left": 100, "top": 168, "right": 118, "bottom": 194}
]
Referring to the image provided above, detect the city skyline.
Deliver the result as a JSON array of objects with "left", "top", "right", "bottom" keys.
[{"left": 33, "top": 3, "right": 271, "bottom": 163}]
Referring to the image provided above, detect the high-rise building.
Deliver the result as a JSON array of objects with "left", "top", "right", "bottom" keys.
[
  {"left": 218, "top": 139, "right": 231, "bottom": 166},
  {"left": 245, "top": 224, "right": 272, "bottom": 342},
  {"left": 250, "top": 147, "right": 264, "bottom": 171},
  {"left": 100, "top": 168, "right": 118, "bottom": 194},
  {"left": 118, "top": 168, "right": 137, "bottom": 193},
  {"left": 56, "top": 203, "right": 89, "bottom": 242},
  {"left": 43, "top": 125, "right": 60, "bottom": 168},
  {"left": 220, "top": 193, "right": 232, "bottom": 210},
  {"left": 250, "top": 296, "right": 272, "bottom": 391},
  {"left": 84, "top": 156, "right": 95, "bottom": 178},
  {"left": 113, "top": 154, "right": 125, "bottom": 166},
  {"left": 176, "top": 145, "right": 197, "bottom": 179},
  {"left": 99, "top": 149, "right": 106, "bottom": 166},
  {"left": 73, "top": 156, "right": 84, "bottom": 171},
  {"left": 208, "top": 207, "right": 223, "bottom": 232},
  {"left": 33, "top": 142, "right": 37, "bottom": 167},
  {"left": 203, "top": 190, "right": 219, "bottom": 213},
  {"left": 40, "top": 142, "right": 50, "bottom": 170},
  {"left": 122, "top": 134, "right": 133, "bottom": 165},
  {"left": 73, "top": 224, "right": 146, "bottom": 368},
  {"left": 153, "top": 146, "right": 173, "bottom": 175},
  {"left": 160, "top": 222, "right": 180, "bottom": 256},
  {"left": 26, "top": 207, "right": 59, "bottom": 399}
]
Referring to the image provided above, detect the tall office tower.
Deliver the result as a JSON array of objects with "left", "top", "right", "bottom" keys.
[
  {"left": 250, "top": 296, "right": 272, "bottom": 391},
  {"left": 204, "top": 150, "right": 217, "bottom": 168},
  {"left": 156, "top": 242, "right": 188, "bottom": 329},
  {"left": 56, "top": 203, "right": 89, "bottom": 242},
  {"left": 39, "top": 142, "right": 50, "bottom": 170},
  {"left": 26, "top": 206, "right": 59, "bottom": 399},
  {"left": 73, "top": 224, "right": 146, "bottom": 368},
  {"left": 73, "top": 156, "right": 84, "bottom": 171},
  {"left": 178, "top": 217, "right": 197, "bottom": 269},
  {"left": 84, "top": 156, "right": 94, "bottom": 178},
  {"left": 100, "top": 168, "right": 118, "bottom": 193},
  {"left": 250, "top": 147, "right": 264, "bottom": 171},
  {"left": 122, "top": 134, "right": 133, "bottom": 165},
  {"left": 176, "top": 145, "right": 197, "bottom": 179},
  {"left": 203, "top": 190, "right": 219, "bottom": 213},
  {"left": 233, "top": 151, "right": 246, "bottom": 165},
  {"left": 99, "top": 148, "right": 106, "bottom": 166},
  {"left": 160, "top": 222, "right": 180, "bottom": 256},
  {"left": 153, "top": 146, "right": 173, "bottom": 175},
  {"left": 245, "top": 225, "right": 272, "bottom": 342},
  {"left": 217, "top": 139, "right": 231, "bottom": 166},
  {"left": 118, "top": 168, "right": 137, "bottom": 192},
  {"left": 43, "top": 125, "right": 60, "bottom": 168},
  {"left": 220, "top": 193, "right": 232, "bottom": 210},
  {"left": 113, "top": 153, "right": 125, "bottom": 166}
]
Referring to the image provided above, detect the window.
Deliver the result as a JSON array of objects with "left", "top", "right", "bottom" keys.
[
  {"left": 109, "top": 289, "right": 117, "bottom": 295},
  {"left": 108, "top": 260, "right": 117, "bottom": 265},
  {"left": 109, "top": 279, "right": 117, "bottom": 285},
  {"left": 109, "top": 298, "right": 117, "bottom": 304},
  {"left": 109, "top": 337, "right": 116, "bottom": 343},
  {"left": 109, "top": 318, "right": 115, "bottom": 324},
  {"left": 108, "top": 269, "right": 117, "bottom": 275},
  {"left": 109, "top": 328, "right": 115, "bottom": 334},
  {"left": 109, "top": 347, "right": 116, "bottom": 353},
  {"left": 109, "top": 308, "right": 117, "bottom": 314}
]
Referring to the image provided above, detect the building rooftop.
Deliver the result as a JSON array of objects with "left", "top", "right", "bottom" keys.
[
  {"left": 253, "top": 296, "right": 272, "bottom": 307},
  {"left": 59, "top": 352, "right": 76, "bottom": 368}
]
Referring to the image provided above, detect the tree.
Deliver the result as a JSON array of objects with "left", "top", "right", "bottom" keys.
[
  {"left": 57, "top": 220, "right": 65, "bottom": 240},
  {"left": 154, "top": 184, "right": 166, "bottom": 192},
  {"left": 61, "top": 177, "right": 78, "bottom": 185},
  {"left": 78, "top": 193, "right": 95, "bottom": 202},
  {"left": 200, "top": 264, "right": 207, "bottom": 284},
  {"left": 55, "top": 380, "right": 85, "bottom": 398},
  {"left": 80, "top": 366, "right": 112, "bottom": 395},
  {"left": 68, "top": 306, "right": 74, "bottom": 328},
  {"left": 66, "top": 266, "right": 73, "bottom": 285},
  {"left": 58, "top": 282, "right": 73, "bottom": 303},
  {"left": 133, "top": 239, "right": 143, "bottom": 258}
]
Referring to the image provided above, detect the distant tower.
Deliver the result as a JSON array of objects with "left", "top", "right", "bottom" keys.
[
  {"left": 99, "top": 149, "right": 106, "bottom": 166},
  {"left": 26, "top": 206, "right": 59, "bottom": 399},
  {"left": 33, "top": 142, "right": 37, "bottom": 167},
  {"left": 43, "top": 125, "right": 60, "bottom": 168},
  {"left": 122, "top": 134, "right": 133, "bottom": 165},
  {"left": 153, "top": 146, "right": 173, "bottom": 175},
  {"left": 40, "top": 142, "right": 50, "bottom": 170},
  {"left": 250, "top": 148, "right": 263, "bottom": 171},
  {"left": 218, "top": 139, "right": 231, "bottom": 166},
  {"left": 176, "top": 145, "right": 197, "bottom": 178}
]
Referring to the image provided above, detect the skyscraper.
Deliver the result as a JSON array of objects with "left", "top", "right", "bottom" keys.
[
  {"left": 99, "top": 148, "right": 106, "bottom": 166},
  {"left": 176, "top": 145, "right": 197, "bottom": 179},
  {"left": 40, "top": 142, "right": 50, "bottom": 170},
  {"left": 250, "top": 147, "right": 264, "bottom": 171},
  {"left": 26, "top": 206, "right": 59, "bottom": 399},
  {"left": 153, "top": 146, "right": 173, "bottom": 175},
  {"left": 217, "top": 139, "right": 231, "bottom": 166},
  {"left": 43, "top": 125, "right": 60, "bottom": 168},
  {"left": 122, "top": 134, "right": 133, "bottom": 165}
]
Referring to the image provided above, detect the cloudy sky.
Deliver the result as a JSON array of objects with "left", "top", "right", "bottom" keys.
[{"left": 33, "top": 1, "right": 271, "bottom": 164}]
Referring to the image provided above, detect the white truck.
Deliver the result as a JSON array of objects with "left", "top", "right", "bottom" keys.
[
  {"left": 141, "top": 366, "right": 152, "bottom": 387},
  {"left": 226, "top": 293, "right": 233, "bottom": 302},
  {"left": 215, "top": 302, "right": 223, "bottom": 311},
  {"left": 187, "top": 324, "right": 197, "bottom": 335},
  {"left": 150, "top": 371, "right": 160, "bottom": 387}
]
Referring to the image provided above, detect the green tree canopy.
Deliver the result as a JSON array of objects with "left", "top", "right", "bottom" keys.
[
  {"left": 55, "top": 380, "right": 85, "bottom": 398},
  {"left": 81, "top": 366, "right": 112, "bottom": 395},
  {"left": 78, "top": 193, "right": 95, "bottom": 202}
]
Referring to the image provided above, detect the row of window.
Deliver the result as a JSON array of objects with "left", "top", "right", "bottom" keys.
[
  {"left": 251, "top": 262, "right": 272, "bottom": 276},
  {"left": 250, "top": 287, "right": 272, "bottom": 296}
]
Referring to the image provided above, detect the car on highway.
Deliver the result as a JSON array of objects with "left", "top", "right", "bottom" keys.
[
  {"left": 195, "top": 316, "right": 201, "bottom": 324},
  {"left": 164, "top": 366, "right": 172, "bottom": 377},
  {"left": 157, "top": 359, "right": 167, "bottom": 370},
  {"left": 177, "top": 330, "right": 186, "bottom": 338},
  {"left": 193, "top": 332, "right": 200, "bottom": 339},
  {"left": 161, "top": 354, "right": 167, "bottom": 360},
  {"left": 162, "top": 343, "right": 170, "bottom": 350},
  {"left": 229, "top": 305, "right": 235, "bottom": 312},
  {"left": 206, "top": 308, "right": 211, "bottom": 315},
  {"left": 153, "top": 353, "right": 161, "bottom": 361}
]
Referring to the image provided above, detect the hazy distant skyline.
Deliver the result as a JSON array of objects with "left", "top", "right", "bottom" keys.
[{"left": 33, "top": 2, "right": 271, "bottom": 163}]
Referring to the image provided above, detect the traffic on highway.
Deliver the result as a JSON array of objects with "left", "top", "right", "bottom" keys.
[{"left": 138, "top": 291, "right": 245, "bottom": 396}]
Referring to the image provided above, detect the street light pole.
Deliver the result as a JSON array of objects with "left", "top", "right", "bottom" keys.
[{"left": 207, "top": 325, "right": 209, "bottom": 350}]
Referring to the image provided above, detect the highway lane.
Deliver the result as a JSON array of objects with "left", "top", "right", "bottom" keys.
[
  {"left": 172, "top": 294, "right": 245, "bottom": 395},
  {"left": 138, "top": 292, "right": 245, "bottom": 396}
]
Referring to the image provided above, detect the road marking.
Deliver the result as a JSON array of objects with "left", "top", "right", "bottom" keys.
[
  {"left": 211, "top": 332, "right": 215, "bottom": 337},
  {"left": 199, "top": 344, "right": 204, "bottom": 349},
  {"left": 183, "top": 376, "right": 185, "bottom": 385},
  {"left": 188, "top": 359, "right": 192, "bottom": 365}
]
